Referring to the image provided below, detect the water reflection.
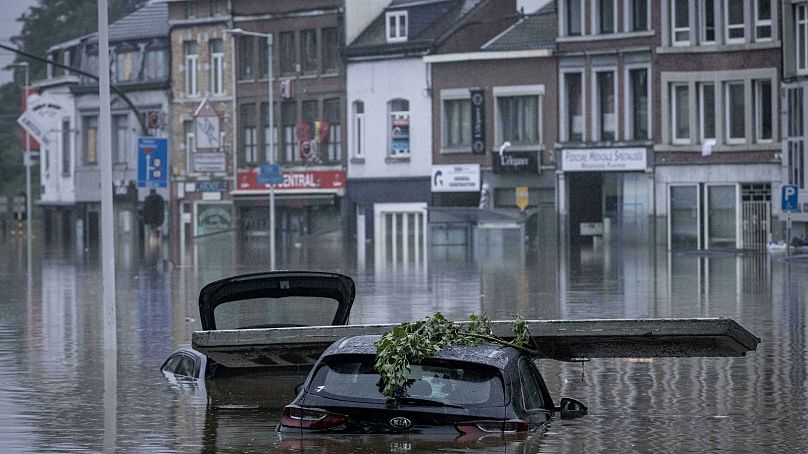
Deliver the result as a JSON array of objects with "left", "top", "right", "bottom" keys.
[{"left": 1, "top": 229, "right": 808, "bottom": 451}]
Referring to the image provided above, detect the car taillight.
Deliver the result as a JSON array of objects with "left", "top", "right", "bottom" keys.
[
  {"left": 280, "top": 405, "right": 348, "bottom": 430},
  {"left": 455, "top": 419, "right": 529, "bottom": 434}
]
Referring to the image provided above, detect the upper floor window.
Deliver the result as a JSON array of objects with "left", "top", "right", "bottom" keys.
[
  {"left": 699, "top": 82, "right": 716, "bottom": 141},
  {"left": 596, "top": 0, "right": 616, "bottom": 34},
  {"left": 388, "top": 99, "right": 410, "bottom": 157},
  {"left": 566, "top": 0, "right": 583, "bottom": 36},
  {"left": 144, "top": 46, "right": 167, "bottom": 81},
  {"left": 322, "top": 27, "right": 339, "bottom": 73},
  {"left": 184, "top": 41, "right": 198, "bottom": 96},
  {"left": 211, "top": 0, "right": 224, "bottom": 16},
  {"left": 84, "top": 116, "right": 98, "bottom": 165},
  {"left": 115, "top": 48, "right": 138, "bottom": 82},
  {"left": 595, "top": 71, "right": 616, "bottom": 141},
  {"left": 238, "top": 36, "right": 255, "bottom": 80},
  {"left": 262, "top": 102, "right": 278, "bottom": 163},
  {"left": 628, "top": 68, "right": 649, "bottom": 141},
  {"left": 112, "top": 114, "right": 128, "bottom": 165},
  {"left": 562, "top": 72, "right": 584, "bottom": 141},
  {"left": 725, "top": 0, "right": 745, "bottom": 43},
  {"left": 280, "top": 31, "right": 296, "bottom": 76},
  {"left": 754, "top": 79, "right": 773, "bottom": 142},
  {"left": 352, "top": 101, "right": 365, "bottom": 159},
  {"left": 185, "top": 2, "right": 197, "bottom": 19},
  {"left": 301, "top": 29, "right": 318, "bottom": 74},
  {"left": 282, "top": 102, "right": 298, "bottom": 162},
  {"left": 628, "top": 0, "right": 649, "bottom": 31},
  {"left": 240, "top": 104, "right": 258, "bottom": 165},
  {"left": 442, "top": 97, "right": 471, "bottom": 151},
  {"left": 798, "top": 5, "right": 808, "bottom": 73},
  {"left": 671, "top": 83, "right": 690, "bottom": 144},
  {"left": 324, "top": 98, "right": 342, "bottom": 162},
  {"left": 754, "top": 0, "right": 772, "bottom": 41},
  {"left": 386, "top": 11, "right": 408, "bottom": 42},
  {"left": 699, "top": 0, "right": 716, "bottom": 44},
  {"left": 787, "top": 88, "right": 805, "bottom": 188},
  {"left": 672, "top": 0, "right": 690, "bottom": 45},
  {"left": 725, "top": 81, "right": 745, "bottom": 143},
  {"left": 496, "top": 93, "right": 541, "bottom": 148},
  {"left": 259, "top": 37, "right": 270, "bottom": 79},
  {"left": 184, "top": 120, "right": 195, "bottom": 155},
  {"left": 61, "top": 119, "right": 71, "bottom": 177},
  {"left": 210, "top": 39, "right": 224, "bottom": 95}
]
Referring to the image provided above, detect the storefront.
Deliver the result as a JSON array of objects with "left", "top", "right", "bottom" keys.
[{"left": 558, "top": 147, "right": 653, "bottom": 246}]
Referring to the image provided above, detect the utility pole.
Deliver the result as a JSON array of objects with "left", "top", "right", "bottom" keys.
[{"left": 13, "top": 62, "right": 32, "bottom": 279}]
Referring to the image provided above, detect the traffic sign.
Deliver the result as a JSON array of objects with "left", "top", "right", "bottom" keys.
[
  {"left": 137, "top": 137, "right": 168, "bottom": 188},
  {"left": 782, "top": 185, "right": 799, "bottom": 212},
  {"left": 258, "top": 164, "right": 284, "bottom": 185}
]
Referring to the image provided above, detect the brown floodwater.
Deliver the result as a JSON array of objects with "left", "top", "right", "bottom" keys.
[{"left": 1, "top": 230, "right": 807, "bottom": 453}]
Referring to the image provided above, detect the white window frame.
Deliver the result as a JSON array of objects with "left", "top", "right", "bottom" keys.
[
  {"left": 671, "top": 83, "right": 691, "bottom": 144},
  {"left": 699, "top": 82, "right": 716, "bottom": 142},
  {"left": 624, "top": 0, "right": 650, "bottom": 32},
  {"left": 440, "top": 89, "right": 472, "bottom": 153},
  {"left": 753, "top": 0, "right": 772, "bottom": 41},
  {"left": 560, "top": 69, "right": 586, "bottom": 142},
  {"left": 184, "top": 42, "right": 198, "bottom": 97},
  {"left": 184, "top": 120, "right": 195, "bottom": 171},
  {"left": 562, "top": 0, "right": 585, "bottom": 36},
  {"left": 211, "top": 40, "right": 224, "bottom": 96},
  {"left": 592, "top": 68, "right": 618, "bottom": 142},
  {"left": 593, "top": 0, "right": 617, "bottom": 34},
  {"left": 624, "top": 65, "right": 651, "bottom": 141},
  {"left": 699, "top": 0, "right": 716, "bottom": 44},
  {"left": 493, "top": 85, "right": 544, "bottom": 150},
  {"left": 244, "top": 126, "right": 257, "bottom": 163},
  {"left": 352, "top": 101, "right": 365, "bottom": 159},
  {"left": 798, "top": 5, "right": 808, "bottom": 74},
  {"left": 386, "top": 11, "right": 408, "bottom": 43},
  {"left": 672, "top": 0, "right": 691, "bottom": 46},
  {"left": 388, "top": 99, "right": 410, "bottom": 158},
  {"left": 754, "top": 79, "right": 773, "bottom": 143},
  {"left": 724, "top": 0, "right": 746, "bottom": 44},
  {"left": 724, "top": 81, "right": 746, "bottom": 143}
]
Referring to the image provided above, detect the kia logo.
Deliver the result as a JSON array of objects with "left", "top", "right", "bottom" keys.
[{"left": 389, "top": 416, "right": 413, "bottom": 430}]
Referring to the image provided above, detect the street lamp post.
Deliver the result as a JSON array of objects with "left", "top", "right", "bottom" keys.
[
  {"left": 227, "top": 28, "right": 276, "bottom": 270},
  {"left": 13, "top": 61, "right": 32, "bottom": 278}
]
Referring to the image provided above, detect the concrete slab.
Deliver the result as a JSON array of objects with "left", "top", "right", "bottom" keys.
[{"left": 192, "top": 318, "right": 759, "bottom": 369}]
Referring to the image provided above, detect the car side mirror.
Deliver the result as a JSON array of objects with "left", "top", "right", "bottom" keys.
[
  {"left": 294, "top": 383, "right": 304, "bottom": 395},
  {"left": 556, "top": 397, "right": 587, "bottom": 419}
]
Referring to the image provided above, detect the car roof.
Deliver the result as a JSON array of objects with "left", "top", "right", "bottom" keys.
[{"left": 321, "top": 335, "right": 520, "bottom": 370}]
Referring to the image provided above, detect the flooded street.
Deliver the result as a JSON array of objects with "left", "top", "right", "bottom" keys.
[{"left": 1, "top": 231, "right": 807, "bottom": 453}]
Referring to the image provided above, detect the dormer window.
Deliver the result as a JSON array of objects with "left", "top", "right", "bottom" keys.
[{"left": 386, "top": 11, "right": 408, "bottom": 43}]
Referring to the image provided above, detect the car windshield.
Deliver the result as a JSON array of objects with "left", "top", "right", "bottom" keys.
[
  {"left": 308, "top": 355, "right": 505, "bottom": 407},
  {"left": 213, "top": 296, "right": 339, "bottom": 329}
]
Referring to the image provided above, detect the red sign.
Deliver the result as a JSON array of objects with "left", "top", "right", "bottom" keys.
[
  {"left": 237, "top": 169, "right": 346, "bottom": 191},
  {"left": 21, "top": 87, "right": 40, "bottom": 150}
]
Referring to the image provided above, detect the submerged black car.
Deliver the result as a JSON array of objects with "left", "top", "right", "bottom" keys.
[{"left": 278, "top": 335, "right": 586, "bottom": 438}]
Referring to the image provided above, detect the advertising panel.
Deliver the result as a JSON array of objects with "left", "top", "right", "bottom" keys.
[
  {"left": 237, "top": 169, "right": 346, "bottom": 192},
  {"left": 431, "top": 164, "right": 480, "bottom": 192},
  {"left": 562, "top": 148, "right": 647, "bottom": 172}
]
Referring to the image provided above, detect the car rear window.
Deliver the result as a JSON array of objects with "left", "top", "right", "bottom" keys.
[
  {"left": 213, "top": 296, "right": 338, "bottom": 329},
  {"left": 308, "top": 355, "right": 505, "bottom": 407}
]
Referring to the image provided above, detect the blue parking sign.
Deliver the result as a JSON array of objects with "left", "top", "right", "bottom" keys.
[
  {"left": 782, "top": 185, "right": 799, "bottom": 212},
  {"left": 138, "top": 137, "right": 168, "bottom": 188},
  {"left": 258, "top": 164, "right": 284, "bottom": 185}
]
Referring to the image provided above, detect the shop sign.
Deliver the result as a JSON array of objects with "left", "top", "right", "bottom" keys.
[
  {"left": 493, "top": 150, "right": 538, "bottom": 174},
  {"left": 431, "top": 164, "right": 480, "bottom": 192},
  {"left": 515, "top": 186, "right": 529, "bottom": 211},
  {"left": 562, "top": 148, "right": 647, "bottom": 172},
  {"left": 17, "top": 91, "right": 65, "bottom": 147},
  {"left": 192, "top": 152, "right": 226, "bottom": 173},
  {"left": 196, "top": 203, "right": 232, "bottom": 236},
  {"left": 197, "top": 180, "right": 228, "bottom": 193},
  {"left": 237, "top": 169, "right": 346, "bottom": 191},
  {"left": 470, "top": 89, "right": 485, "bottom": 154},
  {"left": 20, "top": 87, "right": 41, "bottom": 150}
]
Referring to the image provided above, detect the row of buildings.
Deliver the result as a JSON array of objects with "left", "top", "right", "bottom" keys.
[{"left": 28, "top": 0, "right": 808, "bottom": 264}]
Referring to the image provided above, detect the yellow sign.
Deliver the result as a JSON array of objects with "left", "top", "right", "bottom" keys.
[{"left": 515, "top": 186, "right": 529, "bottom": 211}]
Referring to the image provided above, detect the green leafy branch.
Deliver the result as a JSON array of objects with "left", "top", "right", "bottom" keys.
[{"left": 373, "top": 312, "right": 537, "bottom": 398}]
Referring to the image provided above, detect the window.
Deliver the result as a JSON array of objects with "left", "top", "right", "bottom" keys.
[
  {"left": 787, "top": 88, "right": 804, "bottom": 188},
  {"left": 241, "top": 104, "right": 257, "bottom": 164},
  {"left": 519, "top": 358, "right": 545, "bottom": 411},
  {"left": 61, "top": 119, "right": 70, "bottom": 176},
  {"left": 671, "top": 83, "right": 690, "bottom": 143},
  {"left": 629, "top": 0, "right": 649, "bottom": 31},
  {"left": 699, "top": 0, "right": 716, "bottom": 44},
  {"left": 754, "top": 79, "right": 772, "bottom": 142},
  {"left": 324, "top": 98, "right": 341, "bottom": 161},
  {"left": 144, "top": 47, "right": 167, "bottom": 81},
  {"left": 112, "top": 115, "right": 128, "bottom": 165},
  {"left": 258, "top": 37, "right": 269, "bottom": 79},
  {"left": 84, "top": 117, "right": 98, "bottom": 164},
  {"left": 115, "top": 49, "right": 138, "bottom": 82},
  {"left": 672, "top": 0, "right": 690, "bottom": 45},
  {"left": 184, "top": 120, "right": 195, "bottom": 155},
  {"left": 725, "top": 0, "right": 745, "bottom": 43},
  {"left": 628, "top": 68, "right": 649, "bottom": 140},
  {"left": 754, "top": 0, "right": 772, "bottom": 40},
  {"left": 566, "top": 0, "right": 583, "bottom": 36},
  {"left": 386, "top": 11, "right": 408, "bottom": 42},
  {"left": 301, "top": 29, "right": 318, "bottom": 74},
  {"left": 725, "top": 81, "right": 745, "bottom": 142},
  {"left": 210, "top": 39, "right": 224, "bottom": 95},
  {"left": 497, "top": 95, "right": 540, "bottom": 147},
  {"left": 282, "top": 102, "right": 297, "bottom": 162},
  {"left": 799, "top": 5, "right": 808, "bottom": 72},
  {"left": 238, "top": 36, "right": 255, "bottom": 80},
  {"left": 595, "top": 71, "right": 616, "bottom": 141},
  {"left": 280, "top": 32, "right": 296, "bottom": 75},
  {"left": 388, "top": 99, "right": 410, "bottom": 157},
  {"left": 699, "top": 83, "right": 716, "bottom": 141},
  {"left": 443, "top": 98, "right": 471, "bottom": 150},
  {"left": 564, "top": 72, "right": 584, "bottom": 141},
  {"left": 185, "top": 2, "right": 196, "bottom": 19},
  {"left": 262, "top": 103, "right": 278, "bottom": 164},
  {"left": 352, "top": 101, "right": 365, "bottom": 158},
  {"left": 322, "top": 27, "right": 338, "bottom": 73},
  {"left": 184, "top": 41, "right": 198, "bottom": 96},
  {"left": 211, "top": 0, "right": 223, "bottom": 16},
  {"left": 597, "top": 0, "right": 616, "bottom": 34}
]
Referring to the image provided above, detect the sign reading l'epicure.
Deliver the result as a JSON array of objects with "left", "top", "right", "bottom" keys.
[{"left": 562, "top": 148, "right": 647, "bottom": 172}]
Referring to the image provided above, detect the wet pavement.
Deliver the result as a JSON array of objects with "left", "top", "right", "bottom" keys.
[{"left": 1, "top": 230, "right": 807, "bottom": 452}]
